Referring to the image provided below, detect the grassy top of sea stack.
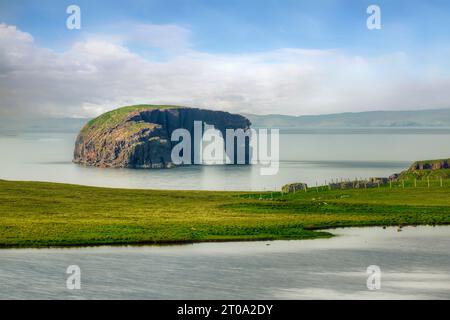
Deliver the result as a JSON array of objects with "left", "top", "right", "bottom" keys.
[{"left": 82, "top": 104, "right": 186, "bottom": 135}]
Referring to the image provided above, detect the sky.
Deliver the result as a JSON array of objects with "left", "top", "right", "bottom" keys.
[{"left": 1, "top": 0, "right": 450, "bottom": 118}]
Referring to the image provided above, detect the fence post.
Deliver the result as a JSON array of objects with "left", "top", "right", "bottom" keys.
[
  {"left": 440, "top": 177, "right": 443, "bottom": 188},
  {"left": 427, "top": 176, "right": 430, "bottom": 188}
]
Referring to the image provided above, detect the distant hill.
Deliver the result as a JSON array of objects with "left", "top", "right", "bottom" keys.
[
  {"left": 244, "top": 108, "right": 450, "bottom": 128},
  {"left": 2, "top": 108, "right": 450, "bottom": 133}
]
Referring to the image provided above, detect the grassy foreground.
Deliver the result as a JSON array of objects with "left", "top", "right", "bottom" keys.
[{"left": 1, "top": 179, "right": 450, "bottom": 248}]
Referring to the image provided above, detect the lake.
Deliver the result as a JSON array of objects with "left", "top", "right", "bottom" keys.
[
  {"left": 1, "top": 123, "right": 450, "bottom": 190},
  {"left": 1, "top": 226, "right": 449, "bottom": 300}
]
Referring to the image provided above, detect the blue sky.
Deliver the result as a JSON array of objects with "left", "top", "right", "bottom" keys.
[
  {"left": 1, "top": 0, "right": 450, "bottom": 117},
  {"left": 2, "top": 0, "right": 450, "bottom": 54}
]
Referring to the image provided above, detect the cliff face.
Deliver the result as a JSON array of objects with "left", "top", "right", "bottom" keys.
[
  {"left": 392, "top": 158, "right": 450, "bottom": 180},
  {"left": 73, "top": 105, "right": 251, "bottom": 168},
  {"left": 409, "top": 159, "right": 450, "bottom": 171}
]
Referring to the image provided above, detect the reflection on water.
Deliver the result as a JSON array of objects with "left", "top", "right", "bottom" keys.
[
  {"left": 0, "top": 226, "right": 449, "bottom": 300},
  {"left": 1, "top": 127, "right": 450, "bottom": 190}
]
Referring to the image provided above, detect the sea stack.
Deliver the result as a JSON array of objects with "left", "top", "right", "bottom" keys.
[{"left": 73, "top": 105, "right": 251, "bottom": 168}]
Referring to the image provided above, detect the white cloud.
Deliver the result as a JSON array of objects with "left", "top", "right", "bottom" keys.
[{"left": 1, "top": 22, "right": 450, "bottom": 118}]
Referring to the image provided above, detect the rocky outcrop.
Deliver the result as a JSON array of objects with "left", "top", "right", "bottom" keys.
[
  {"left": 395, "top": 158, "right": 450, "bottom": 180},
  {"left": 283, "top": 158, "right": 450, "bottom": 193},
  {"left": 73, "top": 105, "right": 251, "bottom": 168},
  {"left": 282, "top": 182, "right": 308, "bottom": 193},
  {"left": 409, "top": 159, "right": 450, "bottom": 171}
]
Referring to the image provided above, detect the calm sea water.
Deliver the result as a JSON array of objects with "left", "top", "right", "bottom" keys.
[
  {"left": 1, "top": 226, "right": 449, "bottom": 300},
  {"left": 1, "top": 125, "right": 450, "bottom": 190}
]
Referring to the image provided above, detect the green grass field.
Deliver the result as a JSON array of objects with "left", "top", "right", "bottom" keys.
[{"left": 0, "top": 179, "right": 449, "bottom": 248}]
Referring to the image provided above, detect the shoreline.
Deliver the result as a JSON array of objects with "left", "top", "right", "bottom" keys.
[
  {"left": 1, "top": 179, "right": 450, "bottom": 249},
  {"left": 1, "top": 224, "right": 449, "bottom": 250}
]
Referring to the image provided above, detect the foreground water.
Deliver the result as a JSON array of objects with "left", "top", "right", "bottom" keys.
[
  {"left": 0, "top": 226, "right": 449, "bottom": 300},
  {"left": 1, "top": 125, "right": 450, "bottom": 190}
]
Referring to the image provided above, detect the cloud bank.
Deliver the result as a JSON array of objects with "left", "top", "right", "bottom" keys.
[{"left": 1, "top": 22, "right": 450, "bottom": 118}]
